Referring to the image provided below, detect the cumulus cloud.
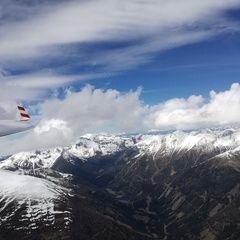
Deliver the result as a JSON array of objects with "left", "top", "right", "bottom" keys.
[
  {"left": 146, "top": 95, "right": 206, "bottom": 130},
  {"left": 146, "top": 83, "right": 240, "bottom": 130},
  {"left": 0, "top": 85, "right": 146, "bottom": 154},
  {"left": 40, "top": 85, "right": 145, "bottom": 133},
  {"left": 0, "top": 83, "right": 240, "bottom": 155},
  {"left": 0, "top": 119, "right": 74, "bottom": 154}
]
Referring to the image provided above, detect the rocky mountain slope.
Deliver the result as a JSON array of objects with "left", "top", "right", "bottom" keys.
[{"left": 0, "top": 128, "right": 239, "bottom": 239}]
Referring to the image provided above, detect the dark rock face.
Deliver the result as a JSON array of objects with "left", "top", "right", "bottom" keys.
[
  {"left": 111, "top": 151, "right": 240, "bottom": 240},
  {"left": 0, "top": 131, "right": 240, "bottom": 239}
]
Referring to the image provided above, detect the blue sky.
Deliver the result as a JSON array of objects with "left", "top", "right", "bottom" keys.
[
  {"left": 110, "top": 33, "right": 240, "bottom": 104},
  {"left": 63, "top": 31, "right": 240, "bottom": 105},
  {"left": 0, "top": 1, "right": 239, "bottom": 105},
  {"left": 1, "top": 0, "right": 240, "bottom": 153}
]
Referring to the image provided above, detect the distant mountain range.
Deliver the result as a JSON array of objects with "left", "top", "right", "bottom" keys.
[{"left": 0, "top": 128, "right": 239, "bottom": 240}]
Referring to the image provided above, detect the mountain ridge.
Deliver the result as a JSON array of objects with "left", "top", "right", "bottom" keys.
[{"left": 1, "top": 127, "right": 240, "bottom": 172}]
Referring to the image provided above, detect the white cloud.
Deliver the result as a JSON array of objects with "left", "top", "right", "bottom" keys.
[
  {"left": 0, "top": 72, "right": 108, "bottom": 112},
  {"left": 4, "top": 72, "right": 106, "bottom": 89},
  {"left": 146, "top": 83, "right": 240, "bottom": 130},
  {"left": 0, "top": 0, "right": 239, "bottom": 72},
  {"left": 0, "top": 85, "right": 145, "bottom": 154},
  {"left": 41, "top": 85, "right": 145, "bottom": 133},
  {"left": 0, "top": 83, "right": 240, "bottom": 155}
]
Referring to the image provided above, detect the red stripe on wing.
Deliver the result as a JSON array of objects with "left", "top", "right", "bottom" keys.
[
  {"left": 20, "top": 113, "right": 30, "bottom": 118},
  {"left": 17, "top": 106, "right": 25, "bottom": 111}
]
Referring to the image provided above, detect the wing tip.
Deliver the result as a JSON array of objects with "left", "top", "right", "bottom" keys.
[{"left": 17, "top": 105, "right": 31, "bottom": 121}]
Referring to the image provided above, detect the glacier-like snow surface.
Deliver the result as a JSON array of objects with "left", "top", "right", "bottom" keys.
[
  {"left": 0, "top": 170, "right": 59, "bottom": 200},
  {"left": 0, "top": 170, "right": 69, "bottom": 229}
]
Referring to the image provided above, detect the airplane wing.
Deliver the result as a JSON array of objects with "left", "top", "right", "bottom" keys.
[{"left": 0, "top": 105, "right": 34, "bottom": 137}]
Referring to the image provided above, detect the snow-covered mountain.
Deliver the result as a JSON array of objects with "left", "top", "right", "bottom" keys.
[
  {"left": 0, "top": 128, "right": 240, "bottom": 239},
  {"left": 137, "top": 128, "right": 240, "bottom": 153},
  {"left": 0, "top": 134, "right": 136, "bottom": 171},
  {"left": 0, "top": 170, "right": 73, "bottom": 236},
  {"left": 1, "top": 128, "right": 240, "bottom": 172}
]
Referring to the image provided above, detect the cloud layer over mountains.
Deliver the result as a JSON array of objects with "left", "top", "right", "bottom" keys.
[{"left": 0, "top": 83, "right": 239, "bottom": 155}]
